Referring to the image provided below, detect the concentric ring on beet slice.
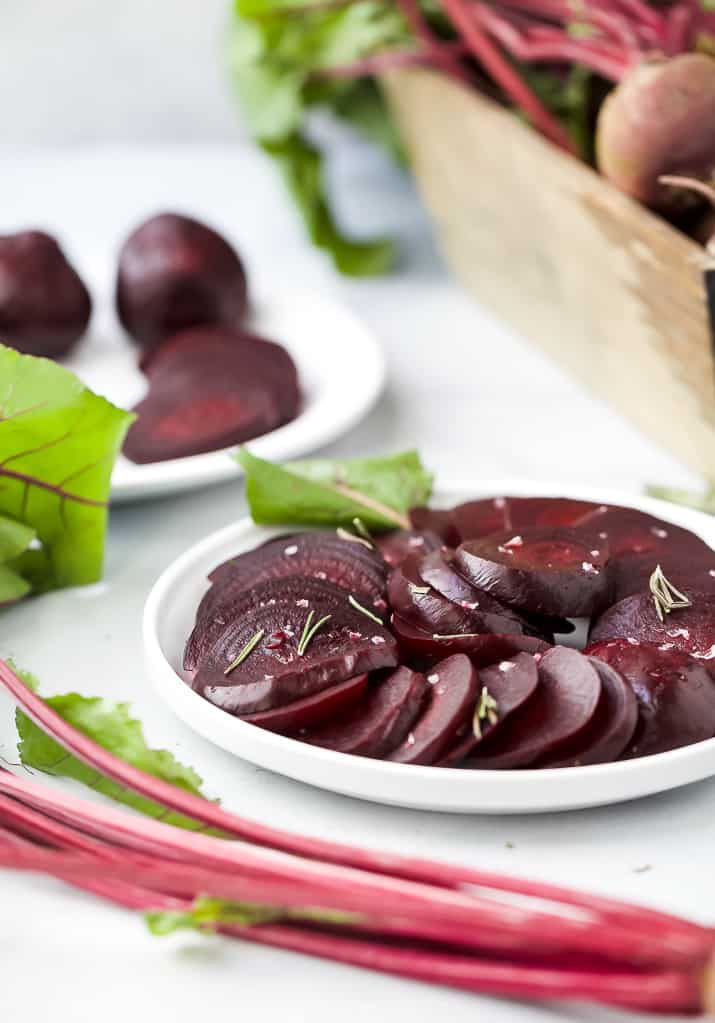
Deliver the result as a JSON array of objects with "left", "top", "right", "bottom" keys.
[
  {"left": 455, "top": 527, "right": 610, "bottom": 618},
  {"left": 387, "top": 655, "right": 478, "bottom": 765},
  {"left": 538, "top": 658, "right": 637, "bottom": 768},
  {"left": 240, "top": 674, "right": 368, "bottom": 735},
  {"left": 304, "top": 667, "right": 428, "bottom": 758},
  {"left": 590, "top": 588, "right": 715, "bottom": 664},
  {"left": 584, "top": 639, "right": 715, "bottom": 759},
  {"left": 439, "top": 652, "right": 539, "bottom": 766},
  {"left": 391, "top": 615, "right": 550, "bottom": 667},
  {"left": 192, "top": 577, "right": 397, "bottom": 714},
  {"left": 467, "top": 647, "right": 601, "bottom": 769}
]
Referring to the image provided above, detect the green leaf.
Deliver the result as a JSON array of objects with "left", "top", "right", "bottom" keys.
[
  {"left": 237, "top": 448, "right": 432, "bottom": 530},
  {"left": 16, "top": 690, "right": 219, "bottom": 833},
  {"left": 0, "top": 346, "right": 133, "bottom": 591},
  {"left": 0, "top": 564, "right": 31, "bottom": 606},
  {"left": 646, "top": 484, "right": 715, "bottom": 515},
  {"left": 0, "top": 515, "right": 36, "bottom": 562}
]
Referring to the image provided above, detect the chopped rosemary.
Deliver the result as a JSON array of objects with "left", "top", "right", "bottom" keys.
[
  {"left": 432, "top": 632, "right": 481, "bottom": 640},
  {"left": 348, "top": 594, "right": 384, "bottom": 625},
  {"left": 336, "top": 527, "right": 373, "bottom": 550},
  {"left": 297, "top": 610, "right": 332, "bottom": 656},
  {"left": 224, "top": 629, "right": 265, "bottom": 676},
  {"left": 352, "top": 517, "right": 373, "bottom": 542},
  {"left": 409, "top": 582, "right": 430, "bottom": 595},
  {"left": 649, "top": 565, "right": 692, "bottom": 622},
  {"left": 473, "top": 686, "right": 499, "bottom": 739}
]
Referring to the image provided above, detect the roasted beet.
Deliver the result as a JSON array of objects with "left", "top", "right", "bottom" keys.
[
  {"left": 440, "top": 652, "right": 539, "bottom": 765},
  {"left": 590, "top": 589, "right": 715, "bottom": 664},
  {"left": 388, "top": 655, "right": 478, "bottom": 765},
  {"left": 610, "top": 550, "right": 715, "bottom": 604},
  {"left": 455, "top": 527, "right": 610, "bottom": 617},
  {"left": 584, "top": 640, "right": 715, "bottom": 758},
  {"left": 538, "top": 658, "right": 637, "bottom": 768},
  {"left": 468, "top": 647, "right": 601, "bottom": 769},
  {"left": 240, "top": 674, "right": 368, "bottom": 735},
  {"left": 193, "top": 577, "right": 397, "bottom": 714},
  {"left": 446, "top": 497, "right": 601, "bottom": 543},
  {"left": 408, "top": 506, "right": 460, "bottom": 546},
  {"left": 392, "top": 615, "right": 550, "bottom": 667},
  {"left": 374, "top": 529, "right": 443, "bottom": 568},
  {"left": 306, "top": 667, "right": 428, "bottom": 757},
  {"left": 116, "top": 212, "right": 248, "bottom": 350},
  {"left": 0, "top": 230, "right": 91, "bottom": 358}
]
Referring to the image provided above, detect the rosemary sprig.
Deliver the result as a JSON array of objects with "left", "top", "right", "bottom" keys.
[
  {"left": 649, "top": 565, "right": 692, "bottom": 623},
  {"left": 432, "top": 632, "right": 481, "bottom": 640},
  {"left": 297, "top": 610, "right": 332, "bottom": 656},
  {"left": 336, "top": 527, "right": 373, "bottom": 550},
  {"left": 224, "top": 629, "right": 265, "bottom": 676},
  {"left": 348, "top": 594, "right": 384, "bottom": 625},
  {"left": 473, "top": 686, "right": 499, "bottom": 739},
  {"left": 409, "top": 582, "right": 430, "bottom": 595}
]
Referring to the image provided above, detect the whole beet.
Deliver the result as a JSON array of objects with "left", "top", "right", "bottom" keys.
[
  {"left": 0, "top": 231, "right": 91, "bottom": 359},
  {"left": 596, "top": 54, "right": 715, "bottom": 211},
  {"left": 116, "top": 212, "right": 248, "bottom": 351}
]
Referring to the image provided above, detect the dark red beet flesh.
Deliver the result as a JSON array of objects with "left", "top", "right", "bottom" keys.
[
  {"left": 306, "top": 667, "right": 428, "bottom": 757},
  {"left": 445, "top": 497, "right": 601, "bottom": 543},
  {"left": 440, "top": 652, "right": 540, "bottom": 765},
  {"left": 0, "top": 231, "right": 91, "bottom": 358},
  {"left": 590, "top": 589, "right": 715, "bottom": 665},
  {"left": 467, "top": 647, "right": 601, "bottom": 769},
  {"left": 374, "top": 529, "right": 443, "bottom": 568},
  {"left": 388, "top": 655, "right": 478, "bottom": 765},
  {"left": 538, "top": 658, "right": 637, "bottom": 768},
  {"left": 193, "top": 577, "right": 397, "bottom": 714},
  {"left": 391, "top": 614, "right": 550, "bottom": 667},
  {"left": 455, "top": 527, "right": 610, "bottom": 618},
  {"left": 408, "top": 507, "right": 460, "bottom": 546},
  {"left": 584, "top": 640, "right": 715, "bottom": 758},
  {"left": 116, "top": 212, "right": 248, "bottom": 350},
  {"left": 240, "top": 674, "right": 368, "bottom": 735}
]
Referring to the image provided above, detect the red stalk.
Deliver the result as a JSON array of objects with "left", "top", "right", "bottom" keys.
[
  {"left": 396, "top": 0, "right": 472, "bottom": 83},
  {"left": 496, "top": 0, "right": 643, "bottom": 51}
]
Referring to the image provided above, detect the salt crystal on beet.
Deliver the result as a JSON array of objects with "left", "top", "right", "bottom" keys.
[
  {"left": 371, "top": 636, "right": 385, "bottom": 645},
  {"left": 284, "top": 545, "right": 298, "bottom": 556},
  {"left": 581, "top": 562, "right": 599, "bottom": 575},
  {"left": 427, "top": 673, "right": 440, "bottom": 684}
]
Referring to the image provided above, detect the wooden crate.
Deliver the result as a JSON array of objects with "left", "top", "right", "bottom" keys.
[{"left": 382, "top": 68, "right": 715, "bottom": 481}]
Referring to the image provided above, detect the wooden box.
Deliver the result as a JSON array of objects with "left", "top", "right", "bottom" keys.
[{"left": 382, "top": 68, "right": 715, "bottom": 481}]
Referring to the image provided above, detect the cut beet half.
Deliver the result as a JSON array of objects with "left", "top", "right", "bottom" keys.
[
  {"left": 440, "top": 652, "right": 540, "bottom": 765},
  {"left": 391, "top": 615, "right": 550, "bottom": 667},
  {"left": 584, "top": 640, "right": 715, "bottom": 759},
  {"left": 467, "top": 647, "right": 601, "bottom": 770},
  {"left": 240, "top": 674, "right": 369, "bottom": 735},
  {"left": 455, "top": 527, "right": 610, "bottom": 618},
  {"left": 374, "top": 529, "right": 443, "bottom": 568},
  {"left": 305, "top": 667, "right": 428, "bottom": 758},
  {"left": 388, "top": 655, "right": 478, "bottom": 765},
  {"left": 538, "top": 658, "right": 637, "bottom": 768},
  {"left": 590, "top": 589, "right": 715, "bottom": 665},
  {"left": 192, "top": 577, "right": 397, "bottom": 714}
]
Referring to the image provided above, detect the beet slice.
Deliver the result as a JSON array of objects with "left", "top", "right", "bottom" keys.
[
  {"left": 388, "top": 655, "right": 478, "bottom": 765},
  {"left": 240, "top": 674, "right": 368, "bottom": 735},
  {"left": 610, "top": 549, "right": 715, "bottom": 604},
  {"left": 440, "top": 652, "right": 540, "bottom": 765},
  {"left": 392, "top": 615, "right": 550, "bottom": 667},
  {"left": 590, "top": 589, "right": 715, "bottom": 664},
  {"left": 584, "top": 640, "right": 715, "bottom": 758},
  {"left": 408, "top": 507, "right": 460, "bottom": 546},
  {"left": 508, "top": 497, "right": 601, "bottom": 531},
  {"left": 467, "top": 647, "right": 601, "bottom": 769},
  {"left": 192, "top": 577, "right": 397, "bottom": 714},
  {"left": 305, "top": 667, "right": 428, "bottom": 757},
  {"left": 455, "top": 527, "right": 610, "bottom": 617},
  {"left": 538, "top": 658, "right": 637, "bottom": 768},
  {"left": 374, "top": 529, "right": 443, "bottom": 568}
]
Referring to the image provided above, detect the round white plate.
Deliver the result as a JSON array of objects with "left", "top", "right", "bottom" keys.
[{"left": 143, "top": 481, "right": 715, "bottom": 814}]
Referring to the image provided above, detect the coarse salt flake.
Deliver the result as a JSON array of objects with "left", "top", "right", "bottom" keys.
[
  {"left": 284, "top": 545, "right": 298, "bottom": 556},
  {"left": 427, "top": 673, "right": 440, "bottom": 685},
  {"left": 371, "top": 636, "right": 386, "bottom": 645}
]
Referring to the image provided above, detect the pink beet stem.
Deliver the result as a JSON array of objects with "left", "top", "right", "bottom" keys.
[
  {"left": 496, "top": 0, "right": 642, "bottom": 51},
  {"left": 396, "top": 0, "right": 473, "bottom": 83},
  {"left": 664, "top": 2, "right": 695, "bottom": 53}
]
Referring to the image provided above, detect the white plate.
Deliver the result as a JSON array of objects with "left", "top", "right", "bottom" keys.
[
  {"left": 66, "top": 288, "right": 385, "bottom": 502},
  {"left": 143, "top": 481, "right": 715, "bottom": 814}
]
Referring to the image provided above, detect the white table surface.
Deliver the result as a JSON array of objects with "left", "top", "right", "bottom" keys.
[{"left": 0, "top": 143, "right": 711, "bottom": 1023}]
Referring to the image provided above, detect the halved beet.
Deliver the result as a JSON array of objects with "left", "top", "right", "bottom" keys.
[
  {"left": 455, "top": 527, "right": 610, "bottom": 618},
  {"left": 388, "top": 655, "right": 478, "bottom": 765},
  {"left": 467, "top": 647, "right": 601, "bottom": 769},
  {"left": 440, "top": 652, "right": 540, "bottom": 765},
  {"left": 590, "top": 589, "right": 715, "bottom": 664},
  {"left": 392, "top": 615, "right": 550, "bottom": 667},
  {"left": 584, "top": 640, "right": 715, "bottom": 758},
  {"left": 408, "top": 506, "right": 460, "bottom": 546},
  {"left": 240, "top": 674, "right": 368, "bottom": 735},
  {"left": 538, "top": 658, "right": 637, "bottom": 767},
  {"left": 192, "top": 577, "right": 398, "bottom": 714},
  {"left": 374, "top": 529, "right": 443, "bottom": 568},
  {"left": 305, "top": 667, "right": 428, "bottom": 757},
  {"left": 186, "top": 532, "right": 388, "bottom": 672}
]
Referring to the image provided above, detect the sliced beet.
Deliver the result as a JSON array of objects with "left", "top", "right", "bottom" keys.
[
  {"left": 508, "top": 497, "right": 601, "bottom": 531},
  {"left": 610, "top": 549, "right": 715, "bottom": 604},
  {"left": 538, "top": 658, "right": 637, "bottom": 767},
  {"left": 467, "top": 647, "right": 601, "bottom": 769},
  {"left": 408, "top": 506, "right": 460, "bottom": 546},
  {"left": 388, "top": 655, "right": 478, "bottom": 765},
  {"left": 240, "top": 674, "right": 368, "bottom": 735},
  {"left": 584, "top": 640, "right": 715, "bottom": 758},
  {"left": 305, "top": 667, "right": 428, "bottom": 757},
  {"left": 590, "top": 589, "right": 715, "bottom": 663},
  {"left": 440, "top": 652, "right": 540, "bottom": 765},
  {"left": 455, "top": 527, "right": 610, "bottom": 618},
  {"left": 573, "top": 504, "right": 708, "bottom": 558},
  {"left": 374, "top": 529, "right": 443, "bottom": 567},
  {"left": 392, "top": 615, "right": 550, "bottom": 667},
  {"left": 192, "top": 577, "right": 397, "bottom": 714}
]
